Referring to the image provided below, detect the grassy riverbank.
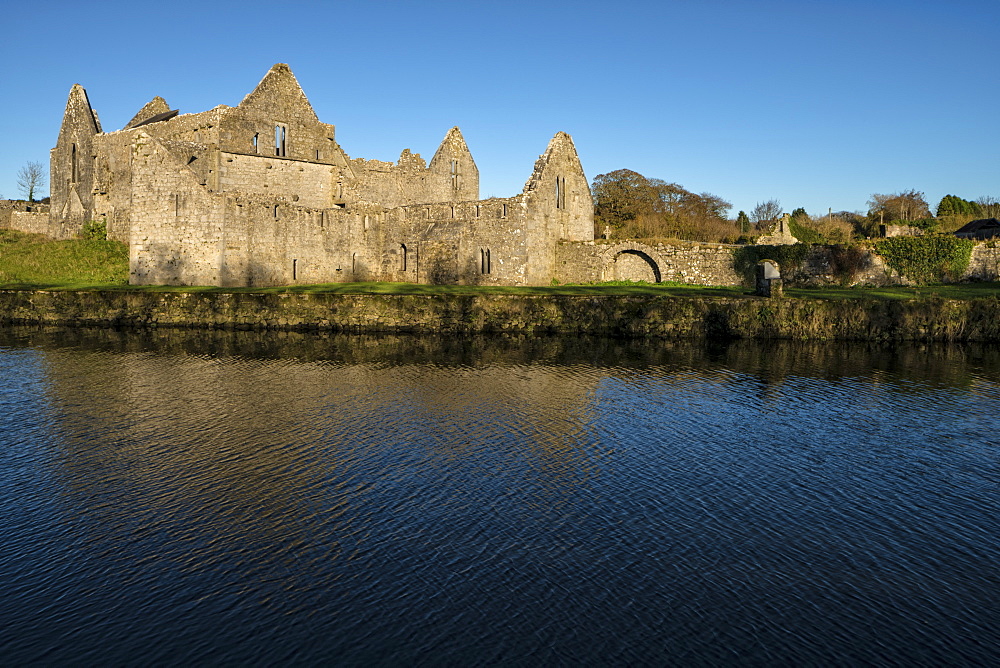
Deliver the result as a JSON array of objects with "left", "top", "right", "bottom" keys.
[{"left": 2, "top": 229, "right": 998, "bottom": 300}]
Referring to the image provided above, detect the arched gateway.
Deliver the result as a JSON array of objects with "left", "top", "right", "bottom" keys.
[{"left": 600, "top": 242, "right": 666, "bottom": 283}]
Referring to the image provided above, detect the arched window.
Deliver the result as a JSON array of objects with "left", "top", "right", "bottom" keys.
[
  {"left": 400, "top": 244, "right": 407, "bottom": 271},
  {"left": 480, "top": 248, "right": 491, "bottom": 274}
]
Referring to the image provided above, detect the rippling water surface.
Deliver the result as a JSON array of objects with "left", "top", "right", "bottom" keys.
[{"left": 1, "top": 327, "right": 998, "bottom": 665}]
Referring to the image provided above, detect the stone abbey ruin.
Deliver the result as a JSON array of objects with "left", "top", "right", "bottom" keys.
[
  {"left": 6, "top": 63, "right": 996, "bottom": 289},
  {"left": 43, "top": 63, "right": 649, "bottom": 287}
]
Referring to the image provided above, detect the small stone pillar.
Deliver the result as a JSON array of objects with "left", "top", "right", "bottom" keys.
[{"left": 755, "top": 259, "right": 783, "bottom": 297}]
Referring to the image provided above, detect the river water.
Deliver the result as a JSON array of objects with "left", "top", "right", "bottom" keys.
[{"left": 1, "top": 327, "right": 998, "bottom": 666}]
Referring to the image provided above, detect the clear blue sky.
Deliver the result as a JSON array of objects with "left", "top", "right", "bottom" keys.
[{"left": 1, "top": 0, "right": 997, "bottom": 218}]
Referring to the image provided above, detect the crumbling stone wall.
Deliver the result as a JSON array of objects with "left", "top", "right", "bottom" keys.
[
  {"left": 49, "top": 84, "right": 101, "bottom": 239},
  {"left": 56, "top": 64, "right": 593, "bottom": 288},
  {"left": 555, "top": 241, "right": 741, "bottom": 285},
  {"left": 0, "top": 201, "right": 55, "bottom": 237}
]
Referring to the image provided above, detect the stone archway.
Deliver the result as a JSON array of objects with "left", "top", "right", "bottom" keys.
[{"left": 600, "top": 242, "right": 665, "bottom": 283}]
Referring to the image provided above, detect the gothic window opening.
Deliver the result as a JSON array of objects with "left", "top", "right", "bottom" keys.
[
  {"left": 555, "top": 176, "right": 566, "bottom": 209},
  {"left": 400, "top": 244, "right": 408, "bottom": 271},
  {"left": 71, "top": 143, "right": 78, "bottom": 184},
  {"left": 275, "top": 124, "right": 287, "bottom": 157},
  {"left": 252, "top": 133, "right": 259, "bottom": 153},
  {"left": 480, "top": 248, "right": 491, "bottom": 275},
  {"left": 450, "top": 159, "right": 460, "bottom": 191}
]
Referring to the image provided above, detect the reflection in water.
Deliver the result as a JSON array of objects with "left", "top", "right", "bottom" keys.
[{"left": 0, "top": 326, "right": 998, "bottom": 665}]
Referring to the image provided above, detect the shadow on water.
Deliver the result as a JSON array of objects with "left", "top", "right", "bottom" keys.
[{"left": 1, "top": 324, "right": 998, "bottom": 390}]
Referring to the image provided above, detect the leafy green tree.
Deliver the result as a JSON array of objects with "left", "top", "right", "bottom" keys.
[
  {"left": 592, "top": 169, "right": 661, "bottom": 231},
  {"left": 736, "top": 210, "right": 751, "bottom": 234},
  {"left": 591, "top": 169, "right": 733, "bottom": 241},
  {"left": 936, "top": 194, "right": 980, "bottom": 218}
]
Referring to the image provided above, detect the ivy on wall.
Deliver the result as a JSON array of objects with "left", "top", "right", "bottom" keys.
[
  {"left": 732, "top": 244, "right": 811, "bottom": 285},
  {"left": 873, "top": 236, "right": 974, "bottom": 284}
]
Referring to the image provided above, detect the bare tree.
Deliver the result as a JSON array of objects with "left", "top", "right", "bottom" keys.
[
  {"left": 976, "top": 196, "right": 1000, "bottom": 219},
  {"left": 867, "top": 190, "right": 929, "bottom": 222},
  {"left": 751, "top": 199, "right": 782, "bottom": 228},
  {"left": 16, "top": 161, "right": 47, "bottom": 202}
]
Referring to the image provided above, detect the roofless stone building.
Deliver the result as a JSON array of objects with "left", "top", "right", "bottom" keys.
[{"left": 49, "top": 64, "right": 603, "bottom": 287}]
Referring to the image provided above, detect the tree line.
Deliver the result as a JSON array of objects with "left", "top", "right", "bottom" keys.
[{"left": 592, "top": 168, "right": 998, "bottom": 244}]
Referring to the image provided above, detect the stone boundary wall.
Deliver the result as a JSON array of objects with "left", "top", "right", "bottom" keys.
[
  {"left": 5, "top": 212, "right": 53, "bottom": 236},
  {"left": 2, "top": 290, "right": 999, "bottom": 342},
  {"left": 1, "top": 201, "right": 51, "bottom": 235},
  {"left": 556, "top": 241, "right": 1000, "bottom": 287}
]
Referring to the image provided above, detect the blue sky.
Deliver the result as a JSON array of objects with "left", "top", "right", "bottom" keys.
[{"left": 1, "top": 0, "right": 997, "bottom": 217}]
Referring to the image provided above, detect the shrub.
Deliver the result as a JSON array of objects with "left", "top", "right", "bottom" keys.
[
  {"left": 873, "top": 236, "right": 974, "bottom": 284},
  {"left": 732, "top": 244, "right": 812, "bottom": 285},
  {"left": 81, "top": 219, "right": 107, "bottom": 241}
]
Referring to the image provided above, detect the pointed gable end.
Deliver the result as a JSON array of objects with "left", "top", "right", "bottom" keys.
[
  {"left": 60, "top": 84, "right": 101, "bottom": 137},
  {"left": 125, "top": 96, "right": 172, "bottom": 130},
  {"left": 429, "top": 127, "right": 479, "bottom": 200},
  {"left": 237, "top": 63, "right": 320, "bottom": 123},
  {"left": 523, "top": 132, "right": 583, "bottom": 194}
]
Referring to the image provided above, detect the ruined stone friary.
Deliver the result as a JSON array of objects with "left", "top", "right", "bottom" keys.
[{"left": 49, "top": 63, "right": 635, "bottom": 287}]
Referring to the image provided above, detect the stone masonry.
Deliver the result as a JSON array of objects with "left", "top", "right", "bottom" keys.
[{"left": 48, "top": 64, "right": 596, "bottom": 287}]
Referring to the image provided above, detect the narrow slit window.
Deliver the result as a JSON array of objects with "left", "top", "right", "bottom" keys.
[
  {"left": 315, "top": 149, "right": 321, "bottom": 160},
  {"left": 501, "top": 203, "right": 507, "bottom": 218},
  {"left": 71, "top": 144, "right": 78, "bottom": 183},
  {"left": 275, "top": 124, "right": 287, "bottom": 157},
  {"left": 450, "top": 159, "right": 460, "bottom": 191},
  {"left": 400, "top": 244, "right": 407, "bottom": 271},
  {"left": 293, "top": 259, "right": 298, "bottom": 280},
  {"left": 475, "top": 204, "right": 480, "bottom": 218},
  {"left": 450, "top": 206, "right": 455, "bottom": 218},
  {"left": 273, "top": 205, "right": 279, "bottom": 218},
  {"left": 252, "top": 133, "right": 259, "bottom": 153}
]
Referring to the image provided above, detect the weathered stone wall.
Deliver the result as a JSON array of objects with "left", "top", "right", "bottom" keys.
[
  {"left": 49, "top": 84, "right": 101, "bottom": 238},
  {"left": 6, "top": 212, "right": 53, "bottom": 236},
  {"left": 3, "top": 290, "right": 999, "bottom": 342},
  {"left": 92, "top": 131, "right": 139, "bottom": 242},
  {"left": 968, "top": 244, "right": 1000, "bottom": 280},
  {"left": 51, "top": 64, "right": 597, "bottom": 288},
  {"left": 129, "top": 132, "right": 228, "bottom": 286},
  {"left": 218, "top": 152, "right": 342, "bottom": 210},
  {"left": 555, "top": 241, "right": 741, "bottom": 285},
  {"left": 0, "top": 201, "right": 56, "bottom": 237}
]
